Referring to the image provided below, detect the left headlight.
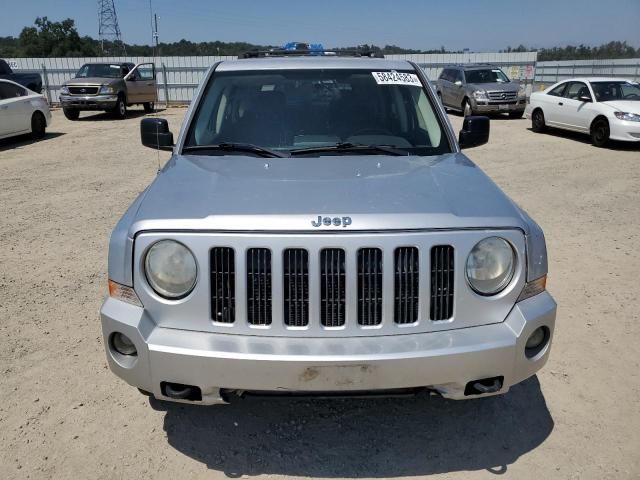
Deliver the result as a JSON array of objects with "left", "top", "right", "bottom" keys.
[
  {"left": 60, "top": 86, "right": 69, "bottom": 95},
  {"left": 518, "top": 84, "right": 526, "bottom": 97},
  {"left": 614, "top": 112, "right": 640, "bottom": 122},
  {"left": 144, "top": 240, "right": 197, "bottom": 299},
  {"left": 466, "top": 237, "right": 516, "bottom": 295},
  {"left": 99, "top": 85, "right": 116, "bottom": 94}
]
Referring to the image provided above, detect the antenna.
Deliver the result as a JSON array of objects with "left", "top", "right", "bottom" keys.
[{"left": 98, "top": 0, "right": 126, "bottom": 55}]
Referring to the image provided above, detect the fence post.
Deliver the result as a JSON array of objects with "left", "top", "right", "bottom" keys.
[
  {"left": 41, "top": 64, "right": 52, "bottom": 104},
  {"left": 162, "top": 63, "right": 169, "bottom": 108},
  {"left": 556, "top": 64, "right": 559, "bottom": 82}
]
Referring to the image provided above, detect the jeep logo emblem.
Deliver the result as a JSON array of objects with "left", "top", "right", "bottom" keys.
[{"left": 311, "top": 215, "right": 352, "bottom": 228}]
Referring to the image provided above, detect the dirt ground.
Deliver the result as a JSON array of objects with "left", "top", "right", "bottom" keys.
[{"left": 1, "top": 106, "right": 639, "bottom": 480}]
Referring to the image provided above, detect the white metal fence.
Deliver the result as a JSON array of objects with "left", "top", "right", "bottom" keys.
[
  {"left": 5, "top": 53, "right": 639, "bottom": 105},
  {"left": 533, "top": 58, "right": 640, "bottom": 90}
]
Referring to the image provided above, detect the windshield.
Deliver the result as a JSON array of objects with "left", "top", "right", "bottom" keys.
[
  {"left": 76, "top": 64, "right": 123, "bottom": 78},
  {"left": 590, "top": 81, "right": 640, "bottom": 102},
  {"left": 184, "top": 69, "right": 450, "bottom": 156},
  {"left": 465, "top": 68, "right": 510, "bottom": 84}
]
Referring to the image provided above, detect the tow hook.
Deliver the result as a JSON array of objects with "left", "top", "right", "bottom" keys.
[
  {"left": 464, "top": 376, "right": 504, "bottom": 396},
  {"left": 161, "top": 382, "right": 202, "bottom": 401}
]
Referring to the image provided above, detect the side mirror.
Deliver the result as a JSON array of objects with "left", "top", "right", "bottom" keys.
[
  {"left": 141, "top": 118, "right": 174, "bottom": 151},
  {"left": 578, "top": 95, "right": 592, "bottom": 103},
  {"left": 454, "top": 80, "right": 463, "bottom": 87},
  {"left": 459, "top": 115, "right": 490, "bottom": 149}
]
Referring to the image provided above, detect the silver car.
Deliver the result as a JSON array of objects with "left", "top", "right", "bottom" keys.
[
  {"left": 101, "top": 51, "right": 556, "bottom": 405},
  {"left": 436, "top": 64, "right": 527, "bottom": 118}
]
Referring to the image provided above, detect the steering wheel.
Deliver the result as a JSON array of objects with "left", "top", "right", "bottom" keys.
[{"left": 351, "top": 127, "right": 395, "bottom": 136}]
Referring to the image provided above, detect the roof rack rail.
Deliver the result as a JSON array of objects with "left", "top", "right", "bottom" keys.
[{"left": 242, "top": 49, "right": 384, "bottom": 59}]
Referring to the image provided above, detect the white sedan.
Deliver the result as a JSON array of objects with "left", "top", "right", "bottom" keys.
[
  {"left": 0, "top": 79, "right": 52, "bottom": 141},
  {"left": 525, "top": 77, "right": 640, "bottom": 147}
]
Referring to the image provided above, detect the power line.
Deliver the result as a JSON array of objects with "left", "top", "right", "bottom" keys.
[{"left": 98, "top": 0, "right": 126, "bottom": 55}]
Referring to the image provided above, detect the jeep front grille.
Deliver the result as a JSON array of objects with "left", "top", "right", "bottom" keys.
[
  {"left": 394, "top": 247, "right": 419, "bottom": 324},
  {"left": 246, "top": 248, "right": 272, "bottom": 325},
  {"left": 283, "top": 248, "right": 309, "bottom": 327},
  {"left": 320, "top": 248, "right": 346, "bottom": 327},
  {"left": 357, "top": 248, "right": 383, "bottom": 326},
  {"left": 430, "top": 245, "right": 455, "bottom": 321},
  {"left": 210, "top": 247, "right": 235, "bottom": 323},
  {"left": 208, "top": 243, "right": 458, "bottom": 331}
]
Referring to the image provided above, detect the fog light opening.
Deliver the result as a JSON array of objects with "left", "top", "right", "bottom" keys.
[
  {"left": 110, "top": 332, "right": 137, "bottom": 356},
  {"left": 525, "top": 327, "right": 549, "bottom": 359}
]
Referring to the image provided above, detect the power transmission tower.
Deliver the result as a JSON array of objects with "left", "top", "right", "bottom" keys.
[{"left": 98, "top": 0, "right": 126, "bottom": 55}]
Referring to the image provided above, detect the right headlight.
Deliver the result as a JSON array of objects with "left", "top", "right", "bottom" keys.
[
  {"left": 99, "top": 85, "right": 116, "bottom": 94},
  {"left": 144, "top": 240, "right": 197, "bottom": 299},
  {"left": 473, "top": 90, "right": 488, "bottom": 100},
  {"left": 466, "top": 237, "right": 515, "bottom": 295},
  {"left": 60, "top": 86, "right": 69, "bottom": 95}
]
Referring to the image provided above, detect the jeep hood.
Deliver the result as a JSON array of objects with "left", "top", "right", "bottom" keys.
[{"left": 128, "top": 153, "right": 529, "bottom": 232}]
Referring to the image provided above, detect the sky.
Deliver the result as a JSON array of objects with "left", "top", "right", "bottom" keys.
[{"left": 1, "top": 0, "right": 639, "bottom": 51}]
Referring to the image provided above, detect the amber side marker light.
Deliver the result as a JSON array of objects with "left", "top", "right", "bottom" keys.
[
  {"left": 108, "top": 280, "right": 143, "bottom": 307},
  {"left": 517, "top": 275, "right": 547, "bottom": 302}
]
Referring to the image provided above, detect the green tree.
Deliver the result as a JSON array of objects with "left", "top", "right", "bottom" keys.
[{"left": 18, "top": 17, "right": 98, "bottom": 57}]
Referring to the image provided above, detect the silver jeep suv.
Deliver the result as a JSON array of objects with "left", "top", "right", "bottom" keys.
[
  {"left": 436, "top": 64, "right": 527, "bottom": 118},
  {"left": 101, "top": 50, "right": 555, "bottom": 405}
]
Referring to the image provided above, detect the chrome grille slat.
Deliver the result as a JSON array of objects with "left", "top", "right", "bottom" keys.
[
  {"left": 283, "top": 248, "right": 309, "bottom": 327},
  {"left": 247, "top": 248, "right": 272, "bottom": 325},
  {"left": 358, "top": 248, "right": 383, "bottom": 326},
  {"left": 210, "top": 247, "right": 235, "bottom": 323},
  {"left": 320, "top": 248, "right": 346, "bottom": 327},
  {"left": 430, "top": 245, "right": 454, "bottom": 321},
  {"left": 394, "top": 247, "right": 419, "bottom": 324},
  {"left": 487, "top": 91, "right": 517, "bottom": 100}
]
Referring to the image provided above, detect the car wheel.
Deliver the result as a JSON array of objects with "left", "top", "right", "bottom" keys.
[
  {"left": 143, "top": 102, "right": 155, "bottom": 113},
  {"left": 463, "top": 98, "right": 473, "bottom": 117},
  {"left": 590, "top": 118, "right": 610, "bottom": 147},
  {"left": 531, "top": 109, "right": 546, "bottom": 132},
  {"left": 63, "top": 108, "right": 80, "bottom": 121},
  {"left": 509, "top": 111, "right": 524, "bottom": 119},
  {"left": 30, "top": 112, "right": 46, "bottom": 139},
  {"left": 113, "top": 95, "right": 127, "bottom": 119}
]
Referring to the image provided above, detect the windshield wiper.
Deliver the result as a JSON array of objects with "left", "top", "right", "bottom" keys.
[
  {"left": 182, "top": 142, "right": 288, "bottom": 158},
  {"left": 289, "top": 142, "right": 409, "bottom": 156}
]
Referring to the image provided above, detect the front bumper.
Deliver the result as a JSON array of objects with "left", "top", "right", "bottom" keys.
[
  {"left": 609, "top": 118, "right": 640, "bottom": 142},
  {"left": 59, "top": 94, "right": 117, "bottom": 110},
  {"left": 472, "top": 99, "right": 526, "bottom": 113},
  {"left": 101, "top": 291, "right": 556, "bottom": 404}
]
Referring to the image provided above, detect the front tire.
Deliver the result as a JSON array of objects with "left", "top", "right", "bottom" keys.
[
  {"left": 143, "top": 102, "right": 155, "bottom": 113},
  {"left": 31, "top": 112, "right": 46, "bottom": 139},
  {"left": 531, "top": 109, "right": 546, "bottom": 133},
  {"left": 63, "top": 108, "right": 79, "bottom": 121},
  {"left": 509, "top": 111, "right": 524, "bottom": 119},
  {"left": 590, "top": 118, "right": 610, "bottom": 147},
  {"left": 112, "top": 95, "right": 127, "bottom": 119}
]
